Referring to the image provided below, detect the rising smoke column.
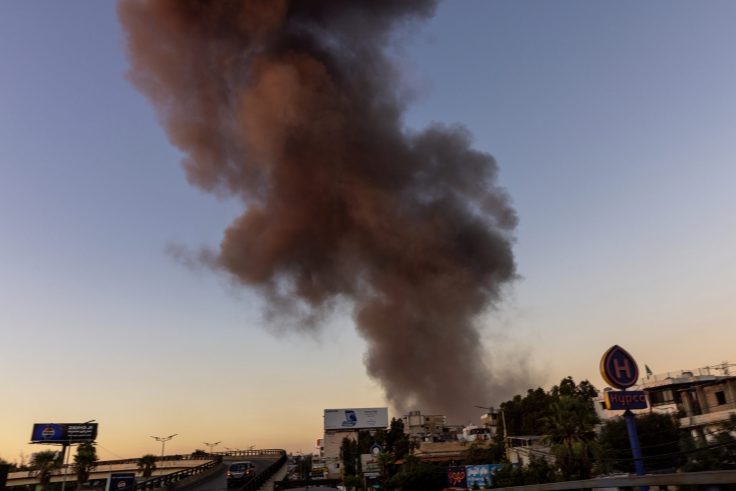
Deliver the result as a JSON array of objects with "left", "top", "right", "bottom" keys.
[{"left": 119, "top": 0, "right": 521, "bottom": 420}]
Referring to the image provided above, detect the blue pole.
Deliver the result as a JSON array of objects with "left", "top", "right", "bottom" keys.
[{"left": 624, "top": 409, "right": 648, "bottom": 490}]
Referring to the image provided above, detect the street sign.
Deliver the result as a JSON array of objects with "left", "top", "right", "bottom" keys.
[
  {"left": 604, "top": 390, "right": 648, "bottom": 410},
  {"left": 600, "top": 345, "right": 639, "bottom": 389},
  {"left": 369, "top": 443, "right": 383, "bottom": 456},
  {"left": 599, "top": 345, "right": 647, "bottom": 477}
]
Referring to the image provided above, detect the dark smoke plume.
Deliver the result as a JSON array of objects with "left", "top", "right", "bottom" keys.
[{"left": 119, "top": 0, "right": 523, "bottom": 420}]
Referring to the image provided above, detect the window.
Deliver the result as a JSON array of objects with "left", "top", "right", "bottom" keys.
[{"left": 716, "top": 391, "right": 727, "bottom": 405}]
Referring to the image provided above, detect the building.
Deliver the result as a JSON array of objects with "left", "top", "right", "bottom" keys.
[
  {"left": 402, "top": 410, "right": 447, "bottom": 443},
  {"left": 322, "top": 407, "right": 389, "bottom": 479},
  {"left": 596, "top": 363, "right": 736, "bottom": 441}
]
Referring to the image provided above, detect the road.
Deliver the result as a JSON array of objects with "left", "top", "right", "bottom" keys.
[{"left": 184, "top": 457, "right": 277, "bottom": 491}]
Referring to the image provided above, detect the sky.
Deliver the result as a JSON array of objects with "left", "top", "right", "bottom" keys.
[{"left": 1, "top": 0, "right": 735, "bottom": 463}]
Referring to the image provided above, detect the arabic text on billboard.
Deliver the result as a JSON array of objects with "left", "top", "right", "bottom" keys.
[
  {"left": 324, "top": 408, "right": 388, "bottom": 430},
  {"left": 31, "top": 423, "right": 98, "bottom": 443}
]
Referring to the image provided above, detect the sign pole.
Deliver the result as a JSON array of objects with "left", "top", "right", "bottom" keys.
[
  {"left": 599, "top": 345, "right": 649, "bottom": 490},
  {"left": 623, "top": 409, "right": 645, "bottom": 476},
  {"left": 60, "top": 443, "right": 70, "bottom": 491}
]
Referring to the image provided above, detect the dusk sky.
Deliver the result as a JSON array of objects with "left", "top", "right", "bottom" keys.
[{"left": 2, "top": 1, "right": 735, "bottom": 463}]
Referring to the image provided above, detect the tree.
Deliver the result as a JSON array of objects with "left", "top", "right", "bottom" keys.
[
  {"left": 597, "top": 412, "right": 682, "bottom": 473},
  {"left": 462, "top": 440, "right": 505, "bottom": 466},
  {"left": 73, "top": 443, "right": 98, "bottom": 490},
  {"left": 30, "top": 450, "right": 61, "bottom": 491},
  {"left": 388, "top": 459, "right": 446, "bottom": 491},
  {"left": 543, "top": 395, "right": 599, "bottom": 480},
  {"left": 0, "top": 457, "right": 18, "bottom": 472},
  {"left": 343, "top": 474, "right": 363, "bottom": 490},
  {"left": 680, "top": 414, "right": 736, "bottom": 471},
  {"left": 137, "top": 454, "right": 157, "bottom": 478},
  {"left": 375, "top": 452, "right": 394, "bottom": 487},
  {"left": 340, "top": 437, "right": 359, "bottom": 476}
]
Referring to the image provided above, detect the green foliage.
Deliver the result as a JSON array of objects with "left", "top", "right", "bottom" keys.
[
  {"left": 596, "top": 412, "right": 682, "bottom": 473},
  {"left": 462, "top": 441, "right": 505, "bottom": 465},
  {"left": 491, "top": 456, "right": 558, "bottom": 487},
  {"left": 388, "top": 460, "right": 446, "bottom": 491},
  {"left": 73, "top": 443, "right": 98, "bottom": 490},
  {"left": 30, "top": 450, "right": 62, "bottom": 490},
  {"left": 343, "top": 474, "right": 363, "bottom": 490},
  {"left": 680, "top": 415, "right": 736, "bottom": 471},
  {"left": 499, "top": 377, "right": 598, "bottom": 438},
  {"left": 340, "top": 437, "right": 360, "bottom": 476},
  {"left": 137, "top": 454, "right": 157, "bottom": 478},
  {"left": 0, "top": 457, "right": 18, "bottom": 472},
  {"left": 543, "top": 395, "right": 599, "bottom": 479},
  {"left": 497, "top": 376, "right": 599, "bottom": 482}
]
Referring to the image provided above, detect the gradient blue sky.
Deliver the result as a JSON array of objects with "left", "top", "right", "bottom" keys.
[{"left": 1, "top": 1, "right": 735, "bottom": 462}]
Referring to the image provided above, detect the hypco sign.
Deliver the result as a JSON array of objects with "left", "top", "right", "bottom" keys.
[
  {"left": 604, "top": 390, "right": 648, "bottom": 410},
  {"left": 31, "top": 423, "right": 98, "bottom": 443},
  {"left": 600, "top": 345, "right": 639, "bottom": 389},
  {"left": 324, "top": 408, "right": 388, "bottom": 430}
]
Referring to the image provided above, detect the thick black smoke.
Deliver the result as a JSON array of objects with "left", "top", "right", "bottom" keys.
[{"left": 119, "top": 0, "right": 524, "bottom": 420}]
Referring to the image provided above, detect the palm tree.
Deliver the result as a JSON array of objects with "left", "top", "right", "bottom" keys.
[
  {"left": 30, "top": 450, "right": 62, "bottom": 491},
  {"left": 542, "top": 396, "right": 599, "bottom": 479},
  {"left": 375, "top": 452, "right": 394, "bottom": 487},
  {"left": 137, "top": 454, "right": 157, "bottom": 478},
  {"left": 73, "top": 443, "right": 98, "bottom": 490}
]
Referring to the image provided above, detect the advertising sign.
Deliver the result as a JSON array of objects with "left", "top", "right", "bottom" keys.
[
  {"left": 31, "top": 423, "right": 98, "bottom": 443},
  {"left": 465, "top": 464, "right": 504, "bottom": 488},
  {"left": 323, "top": 408, "right": 388, "bottom": 430},
  {"left": 360, "top": 454, "right": 380, "bottom": 475},
  {"left": 108, "top": 473, "right": 135, "bottom": 491},
  {"left": 600, "top": 345, "right": 639, "bottom": 389},
  {"left": 447, "top": 466, "right": 466, "bottom": 488},
  {"left": 604, "top": 390, "right": 648, "bottom": 410}
]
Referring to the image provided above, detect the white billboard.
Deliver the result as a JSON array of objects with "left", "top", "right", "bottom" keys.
[{"left": 324, "top": 407, "right": 388, "bottom": 430}]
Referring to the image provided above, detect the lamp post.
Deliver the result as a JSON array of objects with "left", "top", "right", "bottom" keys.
[
  {"left": 202, "top": 441, "right": 221, "bottom": 455},
  {"left": 150, "top": 434, "right": 178, "bottom": 458}
]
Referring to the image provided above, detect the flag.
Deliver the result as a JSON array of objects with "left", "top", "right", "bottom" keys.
[{"left": 645, "top": 364, "right": 653, "bottom": 377}]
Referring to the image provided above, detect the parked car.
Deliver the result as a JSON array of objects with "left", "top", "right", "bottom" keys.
[{"left": 226, "top": 461, "right": 255, "bottom": 486}]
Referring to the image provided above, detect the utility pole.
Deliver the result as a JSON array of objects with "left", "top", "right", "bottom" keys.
[{"left": 150, "top": 434, "right": 177, "bottom": 458}]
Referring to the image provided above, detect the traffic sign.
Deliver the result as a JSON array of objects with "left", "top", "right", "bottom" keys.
[
  {"left": 604, "top": 390, "right": 648, "bottom": 410},
  {"left": 600, "top": 345, "right": 639, "bottom": 389}
]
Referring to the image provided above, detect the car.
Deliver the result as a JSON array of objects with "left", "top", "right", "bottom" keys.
[{"left": 226, "top": 461, "right": 256, "bottom": 487}]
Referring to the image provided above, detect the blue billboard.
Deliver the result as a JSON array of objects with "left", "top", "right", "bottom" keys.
[
  {"left": 31, "top": 423, "right": 98, "bottom": 443},
  {"left": 465, "top": 464, "right": 504, "bottom": 488},
  {"left": 109, "top": 473, "right": 135, "bottom": 491}
]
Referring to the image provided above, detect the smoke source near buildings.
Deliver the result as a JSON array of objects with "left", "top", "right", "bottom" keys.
[{"left": 119, "top": 0, "right": 526, "bottom": 420}]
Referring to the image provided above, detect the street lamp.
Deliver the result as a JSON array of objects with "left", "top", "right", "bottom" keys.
[
  {"left": 150, "top": 434, "right": 178, "bottom": 457},
  {"left": 202, "top": 441, "right": 221, "bottom": 454}
]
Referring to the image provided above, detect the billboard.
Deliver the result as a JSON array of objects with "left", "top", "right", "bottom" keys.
[
  {"left": 324, "top": 408, "right": 388, "bottom": 430},
  {"left": 447, "top": 466, "right": 466, "bottom": 488},
  {"left": 31, "top": 423, "right": 98, "bottom": 443},
  {"left": 108, "top": 473, "right": 135, "bottom": 491},
  {"left": 465, "top": 464, "right": 504, "bottom": 488}
]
